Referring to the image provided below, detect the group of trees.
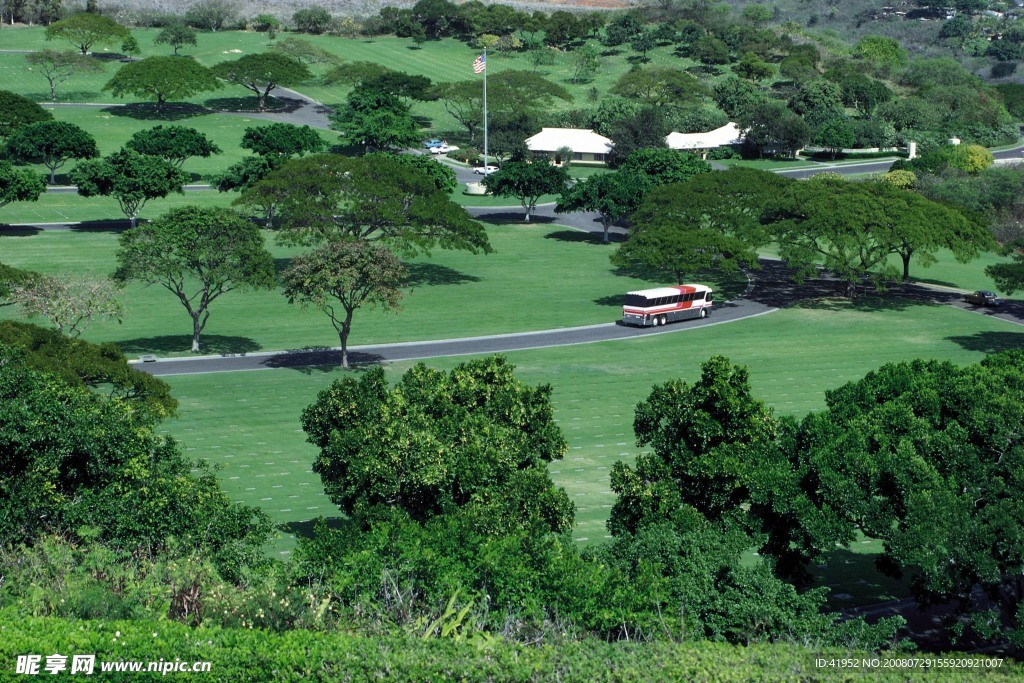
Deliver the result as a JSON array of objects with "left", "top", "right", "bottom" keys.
[{"left": 608, "top": 166, "right": 994, "bottom": 295}]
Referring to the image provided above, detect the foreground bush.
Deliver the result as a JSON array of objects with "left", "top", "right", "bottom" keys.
[{"left": 1, "top": 610, "right": 1019, "bottom": 682}]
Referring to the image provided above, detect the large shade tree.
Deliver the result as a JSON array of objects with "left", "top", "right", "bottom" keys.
[
  {"left": 555, "top": 171, "right": 651, "bottom": 243},
  {"left": 0, "top": 320, "right": 176, "bottom": 418},
  {"left": 113, "top": 206, "right": 275, "bottom": 352},
  {"left": 301, "top": 355, "right": 572, "bottom": 531},
  {"left": 44, "top": 13, "right": 131, "bottom": 55},
  {"left": 212, "top": 53, "right": 312, "bottom": 110},
  {"left": 763, "top": 175, "right": 993, "bottom": 291},
  {"left": 125, "top": 125, "right": 222, "bottom": 168},
  {"left": 102, "top": 56, "right": 222, "bottom": 109},
  {"left": 794, "top": 352, "right": 1024, "bottom": 645},
  {"left": 6, "top": 120, "right": 99, "bottom": 184},
  {"left": 25, "top": 50, "right": 105, "bottom": 102},
  {"left": 71, "top": 149, "right": 188, "bottom": 227},
  {"left": 282, "top": 239, "right": 406, "bottom": 369},
  {"left": 482, "top": 161, "right": 568, "bottom": 223},
  {"left": 245, "top": 153, "right": 490, "bottom": 255}
]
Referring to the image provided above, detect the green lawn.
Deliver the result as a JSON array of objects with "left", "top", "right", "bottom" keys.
[
  {"left": 160, "top": 301, "right": 1024, "bottom": 588},
  {"left": 0, "top": 188, "right": 235, "bottom": 225},
  {"left": 0, "top": 224, "right": 746, "bottom": 355}
]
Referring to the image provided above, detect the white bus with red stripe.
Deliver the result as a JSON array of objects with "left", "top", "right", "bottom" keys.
[{"left": 622, "top": 284, "right": 713, "bottom": 327}]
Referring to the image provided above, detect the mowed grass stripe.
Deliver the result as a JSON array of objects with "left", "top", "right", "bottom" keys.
[{"left": 161, "top": 302, "right": 1023, "bottom": 555}]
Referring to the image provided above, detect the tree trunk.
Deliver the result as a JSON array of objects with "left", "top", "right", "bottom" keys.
[
  {"left": 523, "top": 202, "right": 531, "bottom": 223},
  {"left": 191, "top": 313, "right": 202, "bottom": 352},
  {"left": 601, "top": 217, "right": 611, "bottom": 243},
  {"left": 338, "top": 312, "right": 353, "bottom": 369},
  {"left": 901, "top": 251, "right": 912, "bottom": 281},
  {"left": 48, "top": 166, "right": 55, "bottom": 184}
]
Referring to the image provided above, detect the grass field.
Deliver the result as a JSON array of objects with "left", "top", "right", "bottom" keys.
[
  {"left": 159, "top": 300, "right": 1024, "bottom": 605},
  {"left": 1, "top": 25, "right": 741, "bottom": 141},
  {"left": 0, "top": 187, "right": 235, "bottom": 224},
  {"left": 0, "top": 224, "right": 747, "bottom": 355}
]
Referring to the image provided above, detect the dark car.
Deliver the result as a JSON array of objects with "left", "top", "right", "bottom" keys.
[{"left": 964, "top": 290, "right": 1003, "bottom": 307}]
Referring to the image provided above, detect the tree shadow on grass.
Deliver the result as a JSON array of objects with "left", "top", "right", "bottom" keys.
[
  {"left": 104, "top": 103, "right": 209, "bottom": 121},
  {"left": 946, "top": 331, "right": 1024, "bottom": 354},
  {"left": 0, "top": 225, "right": 43, "bottom": 237},
  {"left": 404, "top": 262, "right": 481, "bottom": 287},
  {"left": 118, "top": 334, "right": 262, "bottom": 355},
  {"left": 594, "top": 294, "right": 623, "bottom": 308},
  {"left": 69, "top": 219, "right": 131, "bottom": 233},
  {"left": 278, "top": 515, "right": 350, "bottom": 540},
  {"left": 470, "top": 211, "right": 555, "bottom": 225},
  {"left": 812, "top": 548, "right": 908, "bottom": 609},
  {"left": 260, "top": 348, "right": 386, "bottom": 373},
  {"left": 273, "top": 257, "right": 293, "bottom": 277},
  {"left": 543, "top": 229, "right": 623, "bottom": 245}
]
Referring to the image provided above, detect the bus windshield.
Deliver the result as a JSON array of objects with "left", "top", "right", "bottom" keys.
[{"left": 623, "top": 294, "right": 649, "bottom": 307}]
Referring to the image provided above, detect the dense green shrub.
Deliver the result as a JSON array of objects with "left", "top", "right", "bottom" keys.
[{"left": 2, "top": 609, "right": 1019, "bottom": 682}]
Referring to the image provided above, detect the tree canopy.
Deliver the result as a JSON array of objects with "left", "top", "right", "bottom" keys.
[
  {"left": 282, "top": 239, "right": 405, "bottom": 369},
  {"left": 555, "top": 171, "right": 651, "bottom": 243},
  {"left": 44, "top": 13, "right": 131, "bottom": 55},
  {"left": 610, "top": 66, "right": 708, "bottom": 107},
  {"left": 71, "top": 149, "right": 188, "bottom": 227},
  {"left": 154, "top": 23, "right": 198, "bottom": 55},
  {"left": 102, "top": 56, "right": 222, "bottom": 109},
  {"left": 6, "top": 120, "right": 99, "bottom": 184},
  {"left": 247, "top": 153, "right": 491, "bottom": 256},
  {"left": 212, "top": 53, "right": 312, "bottom": 110},
  {"left": 794, "top": 352, "right": 1024, "bottom": 644},
  {"left": 301, "top": 356, "right": 572, "bottom": 531},
  {"left": 619, "top": 148, "right": 712, "bottom": 186},
  {"left": 0, "top": 345, "right": 272, "bottom": 580},
  {"left": 0, "top": 90, "right": 54, "bottom": 138},
  {"left": 0, "top": 320, "right": 176, "bottom": 418},
  {"left": 125, "top": 125, "right": 222, "bottom": 168},
  {"left": 482, "top": 161, "right": 568, "bottom": 222},
  {"left": 113, "top": 206, "right": 276, "bottom": 353},
  {"left": 329, "top": 86, "right": 420, "bottom": 152},
  {"left": 763, "top": 175, "right": 993, "bottom": 289},
  {"left": 0, "top": 160, "right": 47, "bottom": 210},
  {"left": 240, "top": 122, "right": 325, "bottom": 160}
]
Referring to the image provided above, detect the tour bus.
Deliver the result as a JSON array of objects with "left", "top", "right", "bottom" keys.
[{"left": 622, "top": 284, "right": 713, "bottom": 327}]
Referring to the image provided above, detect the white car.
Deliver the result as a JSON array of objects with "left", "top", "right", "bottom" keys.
[
  {"left": 430, "top": 144, "right": 458, "bottom": 154},
  {"left": 473, "top": 165, "right": 499, "bottom": 175}
]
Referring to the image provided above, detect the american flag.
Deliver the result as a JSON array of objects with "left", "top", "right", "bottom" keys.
[{"left": 472, "top": 53, "right": 486, "bottom": 74}]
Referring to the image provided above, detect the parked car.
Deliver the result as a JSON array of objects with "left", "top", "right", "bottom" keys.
[
  {"left": 423, "top": 139, "right": 443, "bottom": 149},
  {"left": 964, "top": 290, "right": 1003, "bottom": 307},
  {"left": 473, "top": 165, "right": 499, "bottom": 175}
]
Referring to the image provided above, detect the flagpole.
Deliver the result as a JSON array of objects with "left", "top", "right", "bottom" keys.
[{"left": 482, "top": 48, "right": 488, "bottom": 171}]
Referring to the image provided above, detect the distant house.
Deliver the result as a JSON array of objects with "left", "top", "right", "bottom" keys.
[
  {"left": 525, "top": 128, "right": 614, "bottom": 165},
  {"left": 665, "top": 123, "right": 744, "bottom": 157}
]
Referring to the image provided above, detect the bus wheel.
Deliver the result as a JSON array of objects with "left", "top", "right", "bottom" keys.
[
  {"left": 699, "top": 308, "right": 707, "bottom": 319},
  {"left": 659, "top": 315, "right": 667, "bottom": 326}
]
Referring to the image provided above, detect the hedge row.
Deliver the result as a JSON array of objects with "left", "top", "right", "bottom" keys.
[{"left": 1, "top": 610, "right": 1019, "bottom": 682}]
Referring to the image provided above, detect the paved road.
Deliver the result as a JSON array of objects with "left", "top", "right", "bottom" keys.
[{"left": 133, "top": 261, "right": 1023, "bottom": 378}]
